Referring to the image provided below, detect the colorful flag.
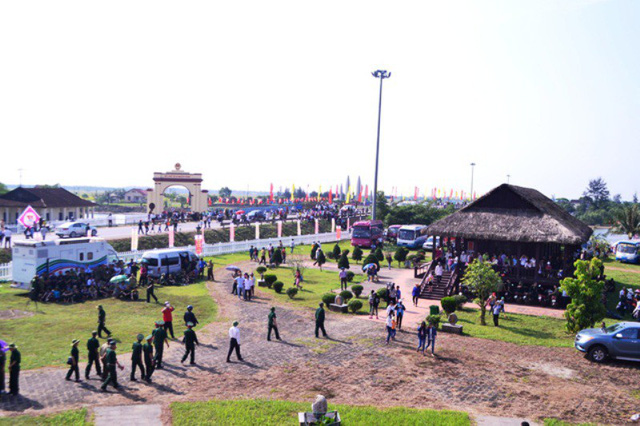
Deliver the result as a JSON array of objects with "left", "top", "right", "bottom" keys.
[
  {"left": 346, "top": 185, "right": 352, "bottom": 203},
  {"left": 269, "top": 183, "right": 274, "bottom": 203},
  {"left": 291, "top": 184, "right": 295, "bottom": 201},
  {"left": 329, "top": 188, "right": 333, "bottom": 203}
]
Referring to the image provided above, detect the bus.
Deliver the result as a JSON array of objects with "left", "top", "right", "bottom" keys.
[
  {"left": 351, "top": 220, "right": 384, "bottom": 248},
  {"left": 615, "top": 241, "right": 640, "bottom": 264},
  {"left": 396, "top": 224, "right": 428, "bottom": 249}
]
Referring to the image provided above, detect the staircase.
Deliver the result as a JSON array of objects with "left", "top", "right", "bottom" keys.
[{"left": 419, "top": 270, "right": 453, "bottom": 300}]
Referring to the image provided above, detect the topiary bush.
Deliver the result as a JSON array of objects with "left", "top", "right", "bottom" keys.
[
  {"left": 351, "top": 284, "right": 364, "bottom": 298},
  {"left": 346, "top": 271, "right": 355, "bottom": 282},
  {"left": 348, "top": 299, "right": 363, "bottom": 313},
  {"left": 453, "top": 294, "right": 467, "bottom": 310},
  {"left": 322, "top": 293, "right": 336, "bottom": 306},
  {"left": 286, "top": 287, "right": 298, "bottom": 299},
  {"left": 264, "top": 274, "right": 278, "bottom": 288},
  {"left": 375, "top": 247, "right": 384, "bottom": 261},
  {"left": 363, "top": 254, "right": 379, "bottom": 267},
  {"left": 440, "top": 296, "right": 457, "bottom": 315},
  {"left": 272, "top": 248, "right": 283, "bottom": 265},
  {"left": 337, "top": 252, "right": 350, "bottom": 270},
  {"left": 427, "top": 314, "right": 441, "bottom": 328},
  {"left": 394, "top": 247, "right": 408, "bottom": 267},
  {"left": 256, "top": 266, "right": 267, "bottom": 279},
  {"left": 273, "top": 281, "right": 284, "bottom": 293},
  {"left": 332, "top": 244, "right": 341, "bottom": 259},
  {"left": 376, "top": 287, "right": 388, "bottom": 301},
  {"left": 315, "top": 249, "right": 326, "bottom": 269},
  {"left": 351, "top": 246, "right": 363, "bottom": 263},
  {"left": 339, "top": 290, "right": 353, "bottom": 302}
]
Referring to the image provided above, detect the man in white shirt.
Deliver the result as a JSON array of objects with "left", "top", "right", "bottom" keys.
[
  {"left": 227, "top": 321, "right": 243, "bottom": 362},
  {"left": 435, "top": 263, "right": 444, "bottom": 283}
]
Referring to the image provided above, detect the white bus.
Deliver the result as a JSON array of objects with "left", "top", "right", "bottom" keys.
[
  {"left": 141, "top": 248, "right": 199, "bottom": 278},
  {"left": 12, "top": 238, "right": 118, "bottom": 288},
  {"left": 396, "top": 225, "right": 428, "bottom": 249}
]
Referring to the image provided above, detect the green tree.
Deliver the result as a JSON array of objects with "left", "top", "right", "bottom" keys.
[
  {"left": 219, "top": 187, "right": 232, "bottom": 198},
  {"left": 332, "top": 244, "right": 341, "bottom": 259},
  {"left": 583, "top": 178, "right": 610, "bottom": 208},
  {"left": 272, "top": 248, "right": 283, "bottom": 266},
  {"left": 375, "top": 191, "right": 390, "bottom": 220},
  {"left": 362, "top": 253, "right": 379, "bottom": 267},
  {"left": 461, "top": 259, "right": 502, "bottom": 325},
  {"left": 0, "top": 182, "right": 8, "bottom": 195},
  {"left": 560, "top": 258, "right": 607, "bottom": 333},
  {"left": 351, "top": 246, "right": 363, "bottom": 263},
  {"left": 612, "top": 203, "right": 640, "bottom": 238},
  {"left": 338, "top": 251, "right": 350, "bottom": 270},
  {"left": 393, "top": 247, "right": 408, "bottom": 267},
  {"left": 374, "top": 247, "right": 384, "bottom": 261}
]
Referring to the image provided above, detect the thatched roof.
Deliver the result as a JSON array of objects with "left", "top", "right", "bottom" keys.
[{"left": 427, "top": 184, "right": 592, "bottom": 245}]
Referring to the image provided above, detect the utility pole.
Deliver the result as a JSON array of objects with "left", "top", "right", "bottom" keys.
[
  {"left": 371, "top": 69, "right": 391, "bottom": 220},
  {"left": 470, "top": 163, "right": 476, "bottom": 199}
]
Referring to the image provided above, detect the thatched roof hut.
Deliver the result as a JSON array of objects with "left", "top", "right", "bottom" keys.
[{"left": 427, "top": 184, "right": 592, "bottom": 246}]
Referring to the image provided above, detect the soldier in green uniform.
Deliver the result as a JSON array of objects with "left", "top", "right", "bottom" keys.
[
  {"left": 130, "top": 334, "right": 145, "bottom": 381},
  {"left": 267, "top": 307, "right": 281, "bottom": 341},
  {"left": 65, "top": 339, "right": 81, "bottom": 382},
  {"left": 180, "top": 322, "right": 200, "bottom": 365},
  {"left": 101, "top": 341, "right": 124, "bottom": 392},
  {"left": 8, "top": 343, "right": 20, "bottom": 396},
  {"left": 152, "top": 320, "right": 170, "bottom": 369},
  {"left": 315, "top": 303, "right": 328, "bottom": 338},
  {"left": 143, "top": 335, "right": 154, "bottom": 383},
  {"left": 97, "top": 305, "right": 112, "bottom": 338},
  {"left": 85, "top": 331, "right": 102, "bottom": 379}
]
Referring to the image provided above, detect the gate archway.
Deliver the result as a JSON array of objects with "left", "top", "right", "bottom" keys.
[{"left": 146, "top": 163, "right": 208, "bottom": 214}]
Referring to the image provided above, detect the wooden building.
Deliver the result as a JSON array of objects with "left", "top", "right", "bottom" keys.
[{"left": 0, "top": 187, "right": 96, "bottom": 224}]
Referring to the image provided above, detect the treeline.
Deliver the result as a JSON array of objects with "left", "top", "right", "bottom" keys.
[{"left": 376, "top": 193, "right": 457, "bottom": 227}]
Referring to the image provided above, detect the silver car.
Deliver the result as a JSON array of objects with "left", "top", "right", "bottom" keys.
[
  {"left": 55, "top": 222, "right": 98, "bottom": 238},
  {"left": 575, "top": 322, "right": 640, "bottom": 363}
]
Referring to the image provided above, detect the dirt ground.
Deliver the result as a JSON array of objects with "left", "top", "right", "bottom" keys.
[{"left": 1, "top": 269, "right": 638, "bottom": 425}]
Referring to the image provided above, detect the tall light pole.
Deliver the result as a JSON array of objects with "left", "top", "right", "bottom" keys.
[
  {"left": 470, "top": 163, "right": 476, "bottom": 199},
  {"left": 371, "top": 69, "right": 391, "bottom": 220}
]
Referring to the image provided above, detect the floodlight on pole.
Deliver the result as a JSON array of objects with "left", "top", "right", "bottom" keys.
[{"left": 371, "top": 69, "right": 391, "bottom": 220}]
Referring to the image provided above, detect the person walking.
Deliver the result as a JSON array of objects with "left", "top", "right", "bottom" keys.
[
  {"left": 435, "top": 262, "right": 444, "bottom": 283},
  {"left": 386, "top": 252, "right": 393, "bottom": 270},
  {"left": 339, "top": 268, "right": 348, "bottom": 291},
  {"left": 412, "top": 284, "right": 420, "bottom": 307},
  {"left": 138, "top": 220, "right": 144, "bottom": 235},
  {"left": 146, "top": 280, "right": 158, "bottom": 304},
  {"left": 385, "top": 312, "right": 395, "bottom": 345},
  {"left": 3, "top": 228, "right": 11, "bottom": 248},
  {"left": 315, "top": 303, "right": 328, "bottom": 338},
  {"left": 492, "top": 301, "right": 501, "bottom": 327},
  {"left": 181, "top": 322, "right": 199, "bottom": 365},
  {"left": 97, "top": 305, "right": 111, "bottom": 338},
  {"left": 162, "top": 302, "right": 176, "bottom": 339},
  {"left": 65, "top": 339, "right": 81, "bottom": 382},
  {"left": 152, "top": 320, "right": 170, "bottom": 369},
  {"left": 396, "top": 300, "right": 405, "bottom": 331},
  {"left": 207, "top": 260, "right": 214, "bottom": 281},
  {"left": 425, "top": 322, "right": 437, "bottom": 356},
  {"left": 85, "top": 331, "right": 102, "bottom": 379},
  {"left": 226, "top": 321, "right": 243, "bottom": 362},
  {"left": 130, "top": 334, "right": 145, "bottom": 381},
  {"left": 183, "top": 305, "right": 199, "bottom": 327},
  {"left": 290, "top": 240, "right": 295, "bottom": 253},
  {"left": 267, "top": 307, "right": 281, "bottom": 341},
  {"left": 368, "top": 290, "right": 377, "bottom": 319},
  {"left": 101, "top": 341, "right": 124, "bottom": 392},
  {"left": 417, "top": 321, "right": 427, "bottom": 354},
  {"left": 40, "top": 226, "right": 48, "bottom": 241},
  {"left": 8, "top": 343, "right": 20, "bottom": 396},
  {"left": 99, "top": 339, "right": 111, "bottom": 380},
  {"left": 143, "top": 335, "right": 154, "bottom": 383},
  {"left": 237, "top": 274, "right": 245, "bottom": 301}
]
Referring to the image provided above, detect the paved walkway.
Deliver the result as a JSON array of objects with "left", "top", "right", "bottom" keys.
[{"left": 94, "top": 404, "right": 161, "bottom": 426}]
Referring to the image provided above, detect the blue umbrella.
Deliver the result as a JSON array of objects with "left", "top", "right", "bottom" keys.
[
  {"left": 0, "top": 340, "right": 8, "bottom": 353},
  {"left": 225, "top": 265, "right": 241, "bottom": 271},
  {"left": 362, "top": 263, "right": 376, "bottom": 271}
]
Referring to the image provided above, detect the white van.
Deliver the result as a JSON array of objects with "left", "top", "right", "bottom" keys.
[
  {"left": 12, "top": 238, "right": 118, "bottom": 288},
  {"left": 141, "top": 248, "right": 199, "bottom": 278}
]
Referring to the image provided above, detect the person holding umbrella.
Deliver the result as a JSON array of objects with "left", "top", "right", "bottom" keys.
[
  {"left": 97, "top": 305, "right": 111, "bottom": 338},
  {"left": 65, "top": 339, "right": 81, "bottom": 382},
  {"left": 8, "top": 343, "right": 20, "bottom": 396}
]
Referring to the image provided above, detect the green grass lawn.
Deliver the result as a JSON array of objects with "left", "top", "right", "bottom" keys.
[
  {"left": 453, "top": 308, "right": 575, "bottom": 347},
  {"left": 0, "top": 409, "right": 88, "bottom": 425},
  {"left": 0, "top": 282, "right": 216, "bottom": 370},
  {"left": 544, "top": 419, "right": 596, "bottom": 426},
  {"left": 603, "top": 256, "right": 640, "bottom": 272},
  {"left": 602, "top": 266, "right": 639, "bottom": 318},
  {"left": 254, "top": 267, "right": 366, "bottom": 309},
  {"left": 171, "top": 399, "right": 470, "bottom": 426}
]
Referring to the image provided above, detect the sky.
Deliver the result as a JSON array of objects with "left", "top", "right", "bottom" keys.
[{"left": 0, "top": 0, "right": 638, "bottom": 200}]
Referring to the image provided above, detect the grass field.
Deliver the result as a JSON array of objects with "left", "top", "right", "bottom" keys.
[
  {"left": 0, "top": 409, "right": 88, "bottom": 425},
  {"left": 0, "top": 282, "right": 217, "bottom": 370},
  {"left": 544, "top": 419, "right": 596, "bottom": 426},
  {"left": 171, "top": 399, "right": 470, "bottom": 426},
  {"left": 603, "top": 256, "right": 640, "bottom": 272}
]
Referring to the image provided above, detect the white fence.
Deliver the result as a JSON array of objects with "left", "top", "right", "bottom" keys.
[{"left": 0, "top": 230, "right": 351, "bottom": 281}]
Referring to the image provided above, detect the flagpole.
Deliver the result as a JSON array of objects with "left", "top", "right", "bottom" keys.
[{"left": 371, "top": 69, "right": 391, "bottom": 220}]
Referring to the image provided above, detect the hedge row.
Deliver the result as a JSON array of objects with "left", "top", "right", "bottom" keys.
[{"left": 109, "top": 220, "right": 333, "bottom": 252}]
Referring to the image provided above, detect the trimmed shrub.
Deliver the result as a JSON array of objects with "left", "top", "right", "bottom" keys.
[
  {"left": 256, "top": 266, "right": 267, "bottom": 279},
  {"left": 339, "top": 290, "right": 353, "bottom": 302},
  {"left": 351, "top": 284, "right": 364, "bottom": 298},
  {"left": 440, "top": 296, "right": 457, "bottom": 315},
  {"left": 326, "top": 252, "right": 336, "bottom": 260},
  {"left": 337, "top": 252, "right": 350, "bottom": 270},
  {"left": 363, "top": 254, "right": 379, "bottom": 267},
  {"left": 286, "top": 287, "right": 298, "bottom": 299},
  {"left": 376, "top": 287, "right": 388, "bottom": 301},
  {"left": 315, "top": 249, "right": 326, "bottom": 268},
  {"left": 346, "top": 271, "right": 355, "bottom": 282},
  {"left": 427, "top": 314, "right": 441, "bottom": 328},
  {"left": 453, "top": 294, "right": 467, "bottom": 310},
  {"left": 393, "top": 247, "right": 408, "bottom": 266},
  {"left": 264, "top": 274, "right": 278, "bottom": 287},
  {"left": 332, "top": 244, "right": 341, "bottom": 259},
  {"left": 348, "top": 299, "right": 363, "bottom": 313},
  {"left": 273, "top": 281, "right": 284, "bottom": 293},
  {"left": 351, "top": 247, "right": 363, "bottom": 263},
  {"left": 375, "top": 247, "right": 384, "bottom": 261},
  {"left": 272, "top": 248, "right": 283, "bottom": 265},
  {"left": 322, "top": 293, "right": 336, "bottom": 306}
]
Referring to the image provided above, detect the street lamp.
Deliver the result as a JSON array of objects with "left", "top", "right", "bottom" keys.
[
  {"left": 470, "top": 163, "right": 476, "bottom": 199},
  {"left": 371, "top": 69, "right": 391, "bottom": 220}
]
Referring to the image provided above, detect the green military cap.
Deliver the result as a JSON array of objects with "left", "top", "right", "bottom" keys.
[
  {"left": 97, "top": 305, "right": 102, "bottom": 309},
  {"left": 8, "top": 343, "right": 17, "bottom": 348},
  {"left": 233, "top": 321, "right": 239, "bottom": 326},
  {"left": 270, "top": 307, "right": 276, "bottom": 312},
  {"left": 92, "top": 331, "right": 98, "bottom": 335},
  {"left": 156, "top": 320, "right": 165, "bottom": 326},
  {"left": 146, "top": 335, "right": 153, "bottom": 341},
  {"left": 137, "top": 334, "right": 144, "bottom": 341},
  {"left": 72, "top": 339, "right": 79, "bottom": 345},
  {"left": 186, "top": 322, "right": 194, "bottom": 327},
  {"left": 109, "top": 340, "right": 117, "bottom": 347}
]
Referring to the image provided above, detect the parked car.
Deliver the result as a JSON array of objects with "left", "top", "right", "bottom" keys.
[
  {"left": 575, "top": 322, "right": 640, "bottom": 363},
  {"left": 247, "top": 210, "right": 266, "bottom": 222},
  {"left": 141, "top": 248, "right": 199, "bottom": 278},
  {"left": 55, "top": 222, "right": 98, "bottom": 238},
  {"left": 422, "top": 236, "right": 441, "bottom": 251}
]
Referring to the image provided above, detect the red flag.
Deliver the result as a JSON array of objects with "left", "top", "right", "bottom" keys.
[
  {"left": 414, "top": 187, "right": 418, "bottom": 201},
  {"left": 450, "top": 189, "right": 453, "bottom": 199},
  {"left": 208, "top": 197, "right": 212, "bottom": 206},
  {"left": 364, "top": 185, "right": 368, "bottom": 201},
  {"left": 329, "top": 188, "right": 333, "bottom": 203},
  {"left": 269, "top": 183, "right": 274, "bottom": 203}
]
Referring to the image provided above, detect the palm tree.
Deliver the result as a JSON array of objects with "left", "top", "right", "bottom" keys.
[{"left": 612, "top": 204, "right": 640, "bottom": 238}]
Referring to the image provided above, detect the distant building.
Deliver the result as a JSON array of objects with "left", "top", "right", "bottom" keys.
[
  {"left": 0, "top": 187, "right": 96, "bottom": 223},
  {"left": 123, "top": 188, "right": 148, "bottom": 203}
]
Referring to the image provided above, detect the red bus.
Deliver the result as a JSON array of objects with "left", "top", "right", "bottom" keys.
[{"left": 351, "top": 220, "right": 384, "bottom": 248}]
